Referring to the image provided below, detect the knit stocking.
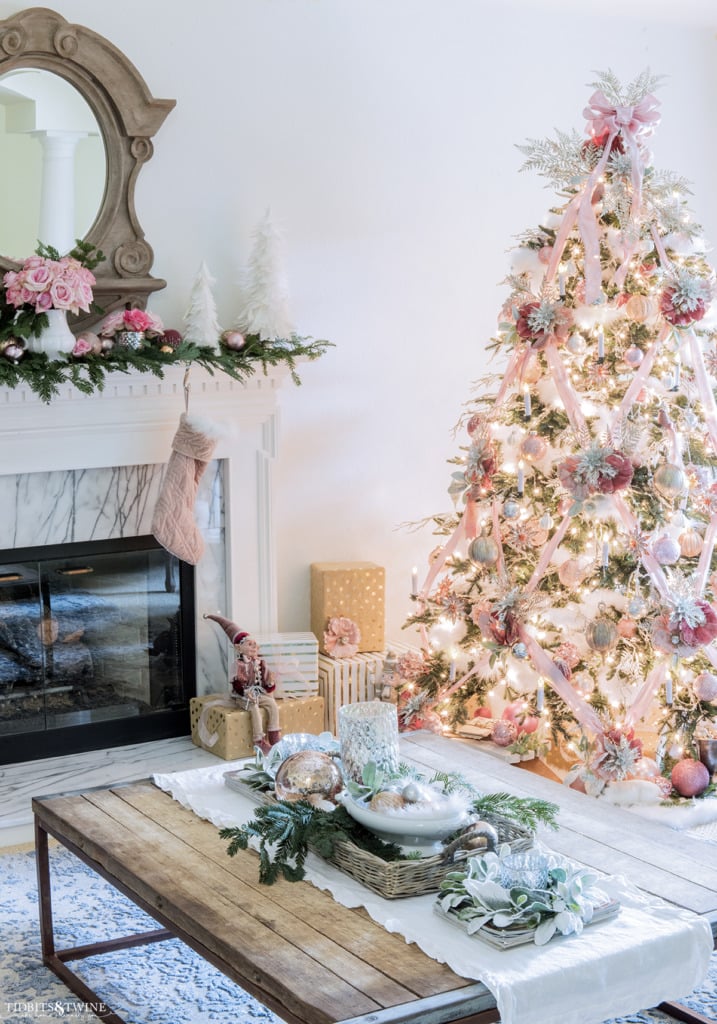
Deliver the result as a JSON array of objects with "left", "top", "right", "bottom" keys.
[{"left": 151, "top": 414, "right": 218, "bottom": 565}]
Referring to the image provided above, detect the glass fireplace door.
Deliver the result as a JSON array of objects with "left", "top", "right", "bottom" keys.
[{"left": 0, "top": 535, "right": 195, "bottom": 763}]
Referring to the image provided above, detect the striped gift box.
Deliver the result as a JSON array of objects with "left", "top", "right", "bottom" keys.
[
  {"left": 254, "top": 632, "right": 319, "bottom": 699},
  {"left": 319, "top": 640, "right": 420, "bottom": 734}
]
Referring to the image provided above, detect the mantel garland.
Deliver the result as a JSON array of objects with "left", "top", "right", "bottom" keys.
[
  {"left": 0, "top": 334, "right": 333, "bottom": 403},
  {"left": 0, "top": 240, "right": 332, "bottom": 401}
]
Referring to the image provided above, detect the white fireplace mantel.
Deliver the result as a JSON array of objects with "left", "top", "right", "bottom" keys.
[{"left": 0, "top": 365, "right": 292, "bottom": 669}]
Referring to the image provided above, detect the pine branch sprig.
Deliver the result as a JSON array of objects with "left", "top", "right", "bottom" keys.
[{"left": 471, "top": 792, "right": 560, "bottom": 833}]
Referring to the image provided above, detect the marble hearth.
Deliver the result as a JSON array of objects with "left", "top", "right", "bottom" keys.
[{"left": 0, "top": 364, "right": 290, "bottom": 707}]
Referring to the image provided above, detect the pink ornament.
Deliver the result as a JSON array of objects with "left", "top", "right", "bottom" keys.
[
  {"left": 671, "top": 758, "right": 710, "bottom": 797},
  {"left": 617, "top": 617, "right": 637, "bottom": 639},
  {"left": 520, "top": 434, "right": 548, "bottom": 462},
  {"left": 694, "top": 672, "right": 717, "bottom": 703},
  {"left": 473, "top": 706, "right": 493, "bottom": 719},
  {"left": 558, "top": 558, "right": 589, "bottom": 587},
  {"left": 492, "top": 719, "right": 518, "bottom": 747},
  {"left": 222, "top": 330, "right": 246, "bottom": 350}
]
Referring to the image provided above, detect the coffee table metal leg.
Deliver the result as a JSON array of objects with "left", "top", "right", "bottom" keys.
[{"left": 33, "top": 816, "right": 171, "bottom": 1024}]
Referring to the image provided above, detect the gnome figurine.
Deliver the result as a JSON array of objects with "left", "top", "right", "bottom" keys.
[{"left": 204, "top": 614, "right": 281, "bottom": 755}]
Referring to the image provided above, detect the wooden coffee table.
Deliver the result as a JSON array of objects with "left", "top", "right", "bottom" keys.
[
  {"left": 31, "top": 733, "right": 717, "bottom": 1024},
  {"left": 32, "top": 779, "right": 499, "bottom": 1024}
]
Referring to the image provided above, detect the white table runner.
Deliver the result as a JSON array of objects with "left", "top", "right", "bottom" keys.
[{"left": 153, "top": 760, "right": 713, "bottom": 1024}]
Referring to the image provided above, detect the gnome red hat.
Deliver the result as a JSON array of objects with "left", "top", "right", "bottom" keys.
[{"left": 203, "top": 613, "right": 245, "bottom": 645}]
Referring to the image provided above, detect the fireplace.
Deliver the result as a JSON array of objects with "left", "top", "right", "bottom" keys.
[
  {"left": 0, "top": 535, "right": 195, "bottom": 764},
  {"left": 0, "top": 363, "right": 290, "bottom": 763}
]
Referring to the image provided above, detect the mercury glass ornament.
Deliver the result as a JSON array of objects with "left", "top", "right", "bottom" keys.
[
  {"left": 566, "top": 332, "right": 586, "bottom": 354},
  {"left": 678, "top": 528, "right": 703, "bottom": 558},
  {"left": 558, "top": 558, "right": 588, "bottom": 587},
  {"left": 623, "top": 345, "right": 644, "bottom": 368},
  {"left": 585, "top": 612, "right": 618, "bottom": 654},
  {"left": 628, "top": 594, "right": 648, "bottom": 618},
  {"left": 2, "top": 343, "right": 24, "bottom": 363},
  {"left": 624, "top": 293, "right": 658, "bottom": 323},
  {"left": 503, "top": 500, "right": 520, "bottom": 520},
  {"left": 652, "top": 534, "right": 681, "bottom": 566},
  {"left": 539, "top": 513, "right": 553, "bottom": 530},
  {"left": 512, "top": 642, "right": 528, "bottom": 659},
  {"left": 693, "top": 672, "right": 717, "bottom": 703},
  {"left": 115, "top": 330, "right": 144, "bottom": 350},
  {"left": 492, "top": 719, "right": 518, "bottom": 746},
  {"left": 520, "top": 434, "right": 547, "bottom": 462},
  {"left": 222, "top": 330, "right": 246, "bottom": 350},
  {"left": 274, "top": 750, "right": 343, "bottom": 803},
  {"left": 522, "top": 354, "right": 542, "bottom": 383},
  {"left": 468, "top": 534, "right": 500, "bottom": 567},
  {"left": 697, "top": 740, "right": 717, "bottom": 776},
  {"left": 653, "top": 463, "right": 686, "bottom": 501}
]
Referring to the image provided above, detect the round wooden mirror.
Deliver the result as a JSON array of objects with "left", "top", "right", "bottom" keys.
[{"left": 0, "top": 7, "right": 175, "bottom": 330}]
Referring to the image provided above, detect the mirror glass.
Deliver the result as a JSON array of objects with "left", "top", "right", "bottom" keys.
[{"left": 0, "top": 69, "right": 106, "bottom": 260}]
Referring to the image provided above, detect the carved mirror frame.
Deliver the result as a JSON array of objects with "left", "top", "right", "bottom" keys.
[{"left": 0, "top": 7, "right": 175, "bottom": 330}]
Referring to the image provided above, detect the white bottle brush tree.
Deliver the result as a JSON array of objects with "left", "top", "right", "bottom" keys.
[
  {"left": 233, "top": 210, "right": 295, "bottom": 343},
  {"left": 183, "top": 261, "right": 222, "bottom": 351},
  {"left": 400, "top": 70, "right": 717, "bottom": 799}
]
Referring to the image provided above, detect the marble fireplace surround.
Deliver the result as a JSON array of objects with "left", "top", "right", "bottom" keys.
[{"left": 0, "top": 364, "right": 291, "bottom": 696}]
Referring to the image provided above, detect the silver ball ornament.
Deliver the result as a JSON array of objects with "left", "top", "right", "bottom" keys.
[
  {"left": 503, "top": 500, "right": 520, "bottom": 520},
  {"left": 567, "top": 333, "right": 586, "bottom": 354},
  {"left": 512, "top": 642, "right": 528, "bottom": 660}
]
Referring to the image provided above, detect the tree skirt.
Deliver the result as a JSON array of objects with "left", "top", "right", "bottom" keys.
[{"left": 0, "top": 847, "right": 714, "bottom": 1024}]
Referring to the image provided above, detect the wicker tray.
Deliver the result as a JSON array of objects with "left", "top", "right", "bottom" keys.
[{"left": 224, "top": 770, "right": 533, "bottom": 900}]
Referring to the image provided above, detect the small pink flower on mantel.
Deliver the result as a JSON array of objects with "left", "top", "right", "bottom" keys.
[
  {"left": 323, "top": 616, "right": 361, "bottom": 658},
  {"left": 71, "top": 337, "right": 93, "bottom": 357}
]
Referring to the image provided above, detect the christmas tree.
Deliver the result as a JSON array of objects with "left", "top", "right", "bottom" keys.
[
  {"left": 399, "top": 71, "right": 717, "bottom": 801},
  {"left": 183, "top": 261, "right": 222, "bottom": 351},
  {"left": 234, "top": 210, "right": 295, "bottom": 342}
]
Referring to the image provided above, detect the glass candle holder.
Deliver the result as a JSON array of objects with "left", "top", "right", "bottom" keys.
[
  {"left": 500, "top": 852, "right": 550, "bottom": 891},
  {"left": 338, "top": 702, "right": 400, "bottom": 784}
]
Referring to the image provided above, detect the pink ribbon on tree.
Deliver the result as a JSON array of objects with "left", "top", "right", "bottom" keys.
[
  {"left": 688, "top": 328, "right": 717, "bottom": 456},
  {"left": 584, "top": 89, "right": 661, "bottom": 293},
  {"left": 544, "top": 345, "right": 589, "bottom": 435},
  {"left": 695, "top": 514, "right": 717, "bottom": 599},
  {"left": 616, "top": 322, "right": 670, "bottom": 422},
  {"left": 517, "top": 626, "right": 604, "bottom": 737},
  {"left": 624, "top": 661, "right": 667, "bottom": 730}
]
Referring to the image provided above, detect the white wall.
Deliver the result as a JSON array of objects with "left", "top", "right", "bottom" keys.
[{"left": 2, "top": 0, "right": 717, "bottom": 643}]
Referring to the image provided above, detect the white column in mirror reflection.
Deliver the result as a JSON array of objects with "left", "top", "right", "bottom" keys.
[{"left": 31, "top": 129, "right": 87, "bottom": 253}]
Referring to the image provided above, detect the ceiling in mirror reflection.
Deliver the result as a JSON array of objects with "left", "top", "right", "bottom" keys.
[{"left": 0, "top": 69, "right": 106, "bottom": 260}]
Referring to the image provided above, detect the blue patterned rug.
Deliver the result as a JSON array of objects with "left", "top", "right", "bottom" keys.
[{"left": 0, "top": 847, "right": 714, "bottom": 1024}]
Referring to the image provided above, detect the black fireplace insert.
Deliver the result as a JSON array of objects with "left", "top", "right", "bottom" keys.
[{"left": 0, "top": 535, "right": 195, "bottom": 764}]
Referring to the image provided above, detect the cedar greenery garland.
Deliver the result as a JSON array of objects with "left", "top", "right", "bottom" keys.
[
  {"left": 219, "top": 781, "right": 559, "bottom": 885},
  {"left": 0, "top": 334, "right": 333, "bottom": 403}
]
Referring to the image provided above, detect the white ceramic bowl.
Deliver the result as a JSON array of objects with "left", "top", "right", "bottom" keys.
[{"left": 339, "top": 792, "right": 470, "bottom": 853}]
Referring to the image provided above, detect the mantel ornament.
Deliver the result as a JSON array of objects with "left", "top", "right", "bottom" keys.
[{"left": 0, "top": 7, "right": 175, "bottom": 330}]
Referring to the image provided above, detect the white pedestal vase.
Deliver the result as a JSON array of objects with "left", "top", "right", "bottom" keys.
[{"left": 30, "top": 309, "right": 76, "bottom": 359}]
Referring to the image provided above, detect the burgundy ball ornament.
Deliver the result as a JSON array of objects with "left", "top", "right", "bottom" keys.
[
  {"left": 161, "top": 329, "right": 183, "bottom": 350},
  {"left": 693, "top": 672, "right": 717, "bottom": 703},
  {"left": 671, "top": 758, "right": 710, "bottom": 798},
  {"left": 222, "top": 329, "right": 246, "bottom": 351}
]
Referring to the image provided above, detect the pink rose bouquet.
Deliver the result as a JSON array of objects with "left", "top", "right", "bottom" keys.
[
  {"left": 3, "top": 254, "right": 95, "bottom": 316},
  {"left": 99, "top": 307, "right": 164, "bottom": 337}
]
